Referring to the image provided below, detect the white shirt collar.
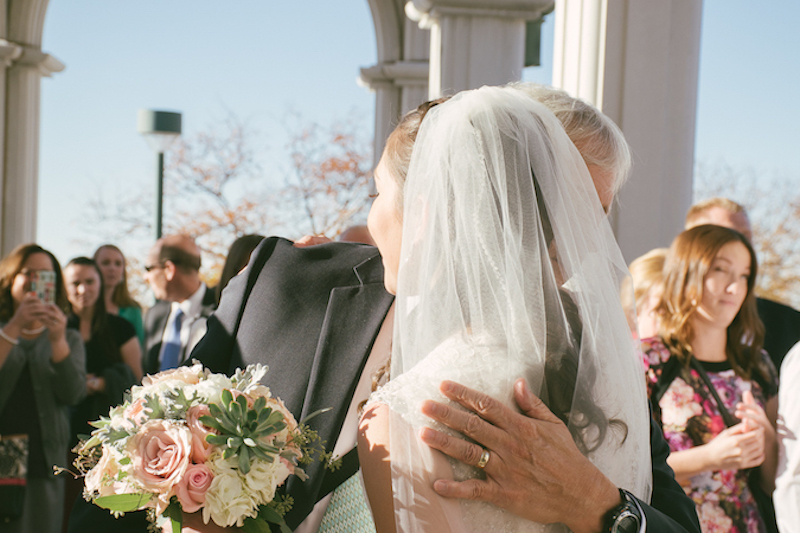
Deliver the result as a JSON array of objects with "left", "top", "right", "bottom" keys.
[{"left": 171, "top": 283, "right": 206, "bottom": 318}]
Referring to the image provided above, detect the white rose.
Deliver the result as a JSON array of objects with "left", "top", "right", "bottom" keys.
[
  {"left": 203, "top": 456, "right": 257, "bottom": 527},
  {"left": 191, "top": 374, "right": 234, "bottom": 405},
  {"left": 242, "top": 457, "right": 292, "bottom": 505}
]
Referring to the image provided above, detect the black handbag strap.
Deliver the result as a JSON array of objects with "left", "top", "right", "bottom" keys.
[{"left": 689, "top": 357, "right": 739, "bottom": 428}]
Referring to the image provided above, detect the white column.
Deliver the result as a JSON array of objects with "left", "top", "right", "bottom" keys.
[
  {"left": 363, "top": 0, "right": 432, "bottom": 166},
  {"left": 408, "top": 0, "right": 553, "bottom": 98},
  {"left": 553, "top": 0, "right": 703, "bottom": 262},
  {"left": 360, "top": 60, "right": 429, "bottom": 162},
  {"left": 0, "top": 39, "right": 22, "bottom": 254},
  {"left": 1, "top": 46, "right": 63, "bottom": 255}
]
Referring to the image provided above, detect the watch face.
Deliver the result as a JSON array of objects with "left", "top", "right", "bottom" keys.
[{"left": 612, "top": 509, "right": 641, "bottom": 533}]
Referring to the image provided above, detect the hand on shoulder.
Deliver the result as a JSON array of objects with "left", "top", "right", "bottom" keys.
[{"left": 420, "top": 379, "right": 621, "bottom": 533}]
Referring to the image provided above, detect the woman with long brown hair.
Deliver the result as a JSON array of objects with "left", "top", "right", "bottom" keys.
[
  {"left": 0, "top": 244, "right": 85, "bottom": 533},
  {"left": 93, "top": 244, "right": 144, "bottom": 347},
  {"left": 642, "top": 224, "right": 777, "bottom": 532}
]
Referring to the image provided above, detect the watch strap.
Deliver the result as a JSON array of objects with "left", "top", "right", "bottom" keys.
[{"left": 604, "top": 488, "right": 642, "bottom": 533}]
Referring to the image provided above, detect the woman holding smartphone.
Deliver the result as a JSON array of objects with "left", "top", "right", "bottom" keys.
[{"left": 0, "top": 243, "right": 86, "bottom": 533}]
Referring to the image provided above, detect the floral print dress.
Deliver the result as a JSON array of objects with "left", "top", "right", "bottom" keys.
[{"left": 640, "top": 337, "right": 778, "bottom": 533}]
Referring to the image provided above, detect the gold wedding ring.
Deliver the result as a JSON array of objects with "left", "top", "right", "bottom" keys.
[{"left": 476, "top": 448, "right": 490, "bottom": 470}]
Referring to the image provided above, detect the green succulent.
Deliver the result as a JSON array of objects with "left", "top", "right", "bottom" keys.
[{"left": 200, "top": 389, "right": 288, "bottom": 474}]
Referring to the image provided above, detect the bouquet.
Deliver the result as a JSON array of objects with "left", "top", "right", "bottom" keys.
[{"left": 75, "top": 363, "right": 326, "bottom": 533}]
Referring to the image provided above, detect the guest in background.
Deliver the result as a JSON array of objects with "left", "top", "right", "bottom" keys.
[
  {"left": 0, "top": 244, "right": 85, "bottom": 533},
  {"left": 685, "top": 197, "right": 800, "bottom": 370},
  {"left": 642, "top": 225, "right": 777, "bottom": 532},
  {"left": 64, "top": 256, "right": 141, "bottom": 441},
  {"left": 62, "top": 257, "right": 141, "bottom": 530},
  {"left": 215, "top": 234, "right": 264, "bottom": 304},
  {"left": 93, "top": 244, "right": 144, "bottom": 348},
  {"left": 143, "top": 235, "right": 216, "bottom": 374},
  {"left": 621, "top": 247, "right": 668, "bottom": 339}
]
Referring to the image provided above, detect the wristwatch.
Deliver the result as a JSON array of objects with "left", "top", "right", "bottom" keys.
[{"left": 604, "top": 489, "right": 642, "bottom": 533}]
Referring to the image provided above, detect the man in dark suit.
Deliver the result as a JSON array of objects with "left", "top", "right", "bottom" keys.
[
  {"left": 142, "top": 235, "right": 217, "bottom": 375},
  {"left": 685, "top": 197, "right": 800, "bottom": 370},
  {"left": 191, "top": 235, "right": 699, "bottom": 533}
]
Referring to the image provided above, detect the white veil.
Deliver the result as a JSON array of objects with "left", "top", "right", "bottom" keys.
[{"left": 369, "top": 86, "right": 652, "bottom": 532}]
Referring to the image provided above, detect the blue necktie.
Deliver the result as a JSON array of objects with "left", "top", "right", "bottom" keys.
[{"left": 160, "top": 308, "right": 184, "bottom": 370}]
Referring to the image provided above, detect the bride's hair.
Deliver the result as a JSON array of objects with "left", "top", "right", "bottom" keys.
[{"left": 374, "top": 98, "right": 620, "bottom": 454}]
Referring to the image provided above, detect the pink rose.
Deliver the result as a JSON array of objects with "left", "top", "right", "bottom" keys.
[
  {"left": 230, "top": 389, "right": 255, "bottom": 409},
  {"left": 175, "top": 463, "right": 214, "bottom": 513},
  {"left": 142, "top": 364, "right": 203, "bottom": 386},
  {"left": 128, "top": 420, "right": 192, "bottom": 499},
  {"left": 186, "top": 404, "right": 216, "bottom": 463},
  {"left": 123, "top": 398, "right": 149, "bottom": 427},
  {"left": 85, "top": 446, "right": 138, "bottom": 499}
]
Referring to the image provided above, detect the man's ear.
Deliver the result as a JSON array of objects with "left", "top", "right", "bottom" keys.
[{"left": 163, "top": 260, "right": 177, "bottom": 281}]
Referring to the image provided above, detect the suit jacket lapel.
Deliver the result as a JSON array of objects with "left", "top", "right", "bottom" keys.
[
  {"left": 284, "top": 254, "right": 394, "bottom": 518},
  {"left": 144, "top": 301, "right": 171, "bottom": 375}
]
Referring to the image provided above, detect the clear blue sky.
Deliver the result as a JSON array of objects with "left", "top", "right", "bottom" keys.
[{"left": 37, "top": 0, "right": 800, "bottom": 269}]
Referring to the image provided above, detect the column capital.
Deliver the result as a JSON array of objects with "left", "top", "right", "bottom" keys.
[
  {"left": 407, "top": 0, "right": 552, "bottom": 28},
  {"left": 15, "top": 45, "right": 65, "bottom": 77},
  {"left": 360, "top": 60, "right": 430, "bottom": 91},
  {"left": 0, "top": 39, "right": 23, "bottom": 66}
]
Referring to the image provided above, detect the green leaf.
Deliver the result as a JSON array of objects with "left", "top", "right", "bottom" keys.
[
  {"left": 241, "top": 517, "right": 272, "bottom": 533},
  {"left": 161, "top": 499, "right": 183, "bottom": 533},
  {"left": 299, "top": 407, "right": 332, "bottom": 425},
  {"left": 238, "top": 446, "right": 251, "bottom": 473},
  {"left": 250, "top": 447, "right": 270, "bottom": 462},
  {"left": 237, "top": 394, "right": 249, "bottom": 412},
  {"left": 205, "top": 435, "right": 228, "bottom": 446},
  {"left": 119, "top": 457, "right": 131, "bottom": 465},
  {"left": 259, "top": 505, "right": 284, "bottom": 523},
  {"left": 199, "top": 415, "right": 225, "bottom": 433},
  {"left": 144, "top": 395, "right": 165, "bottom": 418},
  {"left": 94, "top": 493, "right": 152, "bottom": 512},
  {"left": 222, "top": 388, "right": 235, "bottom": 407},
  {"left": 209, "top": 403, "right": 224, "bottom": 418},
  {"left": 253, "top": 396, "right": 266, "bottom": 412}
]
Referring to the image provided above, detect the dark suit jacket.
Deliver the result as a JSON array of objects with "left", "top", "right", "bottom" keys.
[
  {"left": 190, "top": 237, "right": 699, "bottom": 532},
  {"left": 142, "top": 284, "right": 217, "bottom": 376},
  {"left": 757, "top": 296, "right": 800, "bottom": 371}
]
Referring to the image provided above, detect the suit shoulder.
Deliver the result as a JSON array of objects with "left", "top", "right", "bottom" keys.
[{"left": 261, "top": 237, "right": 379, "bottom": 268}]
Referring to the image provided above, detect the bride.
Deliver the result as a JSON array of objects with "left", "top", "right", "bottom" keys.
[{"left": 358, "top": 86, "right": 652, "bottom": 532}]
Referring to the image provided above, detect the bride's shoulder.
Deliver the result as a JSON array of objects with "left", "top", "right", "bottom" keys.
[{"left": 366, "top": 334, "right": 510, "bottom": 411}]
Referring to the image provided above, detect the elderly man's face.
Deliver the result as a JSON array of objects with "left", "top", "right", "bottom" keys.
[
  {"left": 144, "top": 246, "right": 169, "bottom": 301},
  {"left": 586, "top": 164, "right": 614, "bottom": 214}
]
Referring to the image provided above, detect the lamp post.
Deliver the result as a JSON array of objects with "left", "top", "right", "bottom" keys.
[{"left": 137, "top": 110, "right": 182, "bottom": 240}]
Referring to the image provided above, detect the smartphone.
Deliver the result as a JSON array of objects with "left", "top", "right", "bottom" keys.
[{"left": 29, "top": 270, "right": 56, "bottom": 304}]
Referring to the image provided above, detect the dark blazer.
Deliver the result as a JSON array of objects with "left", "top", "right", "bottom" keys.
[
  {"left": 191, "top": 237, "right": 393, "bottom": 529},
  {"left": 142, "top": 284, "right": 217, "bottom": 376},
  {"left": 190, "top": 237, "right": 699, "bottom": 532},
  {"left": 757, "top": 296, "right": 800, "bottom": 370}
]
